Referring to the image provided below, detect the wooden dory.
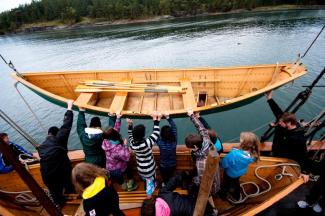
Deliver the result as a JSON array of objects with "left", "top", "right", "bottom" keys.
[
  {"left": 11, "top": 62, "right": 306, "bottom": 117},
  {"left": 0, "top": 145, "right": 305, "bottom": 216}
]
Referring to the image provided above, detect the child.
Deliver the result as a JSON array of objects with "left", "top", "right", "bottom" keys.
[
  {"left": 77, "top": 107, "right": 106, "bottom": 167},
  {"left": 102, "top": 113, "right": 137, "bottom": 191},
  {"left": 127, "top": 112, "right": 161, "bottom": 197},
  {"left": 220, "top": 132, "right": 260, "bottom": 201},
  {"left": 195, "top": 112, "right": 223, "bottom": 153},
  {"left": 185, "top": 109, "right": 220, "bottom": 196},
  {"left": 157, "top": 112, "right": 177, "bottom": 184},
  {"left": 72, "top": 162, "right": 124, "bottom": 216}
]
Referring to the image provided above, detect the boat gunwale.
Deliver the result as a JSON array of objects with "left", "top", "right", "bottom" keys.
[
  {"left": 11, "top": 63, "right": 307, "bottom": 117},
  {"left": 13, "top": 63, "right": 293, "bottom": 75}
]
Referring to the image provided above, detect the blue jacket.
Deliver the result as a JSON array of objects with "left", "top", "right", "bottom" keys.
[
  {"left": 0, "top": 142, "right": 33, "bottom": 174},
  {"left": 157, "top": 118, "right": 177, "bottom": 168},
  {"left": 221, "top": 149, "right": 254, "bottom": 178}
]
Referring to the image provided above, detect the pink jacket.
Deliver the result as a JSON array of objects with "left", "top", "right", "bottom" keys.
[{"left": 102, "top": 118, "right": 130, "bottom": 172}]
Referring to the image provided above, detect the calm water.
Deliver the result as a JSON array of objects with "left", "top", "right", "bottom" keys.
[{"left": 0, "top": 10, "right": 324, "bottom": 152}]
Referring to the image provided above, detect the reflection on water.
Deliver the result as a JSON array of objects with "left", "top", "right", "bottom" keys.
[{"left": 0, "top": 9, "right": 324, "bottom": 151}]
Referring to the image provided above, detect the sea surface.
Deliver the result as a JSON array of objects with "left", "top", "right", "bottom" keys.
[{"left": 0, "top": 10, "right": 324, "bottom": 152}]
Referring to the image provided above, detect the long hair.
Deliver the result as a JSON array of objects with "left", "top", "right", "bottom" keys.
[
  {"left": 71, "top": 162, "right": 108, "bottom": 195},
  {"left": 239, "top": 132, "right": 260, "bottom": 161},
  {"left": 102, "top": 127, "right": 123, "bottom": 144},
  {"left": 160, "top": 125, "right": 176, "bottom": 143}
]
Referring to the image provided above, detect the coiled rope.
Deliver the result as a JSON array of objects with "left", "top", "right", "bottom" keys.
[
  {"left": 0, "top": 189, "right": 40, "bottom": 206},
  {"left": 227, "top": 163, "right": 300, "bottom": 204}
]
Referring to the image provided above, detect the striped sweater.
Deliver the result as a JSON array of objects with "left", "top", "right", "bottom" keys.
[{"left": 128, "top": 120, "right": 160, "bottom": 178}]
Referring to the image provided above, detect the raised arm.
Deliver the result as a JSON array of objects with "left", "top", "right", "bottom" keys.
[
  {"left": 108, "top": 113, "right": 117, "bottom": 128},
  {"left": 113, "top": 113, "right": 122, "bottom": 132},
  {"left": 165, "top": 113, "right": 177, "bottom": 140},
  {"left": 127, "top": 119, "right": 135, "bottom": 149},
  {"left": 266, "top": 91, "right": 283, "bottom": 119},
  {"left": 195, "top": 112, "right": 211, "bottom": 130},
  {"left": 57, "top": 100, "right": 74, "bottom": 149},
  {"left": 188, "top": 109, "right": 211, "bottom": 159},
  {"left": 147, "top": 112, "right": 161, "bottom": 148},
  {"left": 77, "top": 107, "right": 87, "bottom": 138}
]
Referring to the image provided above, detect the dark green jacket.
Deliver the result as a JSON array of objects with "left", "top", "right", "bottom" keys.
[{"left": 77, "top": 112, "right": 106, "bottom": 167}]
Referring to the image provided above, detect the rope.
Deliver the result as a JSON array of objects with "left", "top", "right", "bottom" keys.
[
  {"left": 14, "top": 82, "right": 47, "bottom": 133},
  {"left": 226, "top": 121, "right": 271, "bottom": 142},
  {"left": 0, "top": 189, "right": 40, "bottom": 206},
  {"left": 301, "top": 25, "right": 325, "bottom": 58},
  {"left": 227, "top": 163, "right": 300, "bottom": 204},
  {"left": 0, "top": 109, "right": 40, "bottom": 149},
  {"left": 0, "top": 54, "right": 24, "bottom": 78}
]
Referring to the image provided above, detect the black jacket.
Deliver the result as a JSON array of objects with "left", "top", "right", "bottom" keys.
[
  {"left": 158, "top": 173, "right": 214, "bottom": 216},
  {"left": 39, "top": 110, "right": 73, "bottom": 177},
  {"left": 83, "top": 180, "right": 124, "bottom": 216},
  {"left": 267, "top": 99, "right": 308, "bottom": 171}
]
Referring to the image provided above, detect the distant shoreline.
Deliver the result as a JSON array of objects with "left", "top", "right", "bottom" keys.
[{"left": 6, "top": 5, "right": 325, "bottom": 35}]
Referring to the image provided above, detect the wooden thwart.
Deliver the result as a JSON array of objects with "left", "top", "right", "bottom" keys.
[
  {"left": 74, "top": 92, "right": 95, "bottom": 107},
  {"left": 109, "top": 78, "right": 131, "bottom": 113},
  {"left": 180, "top": 78, "right": 197, "bottom": 109}
]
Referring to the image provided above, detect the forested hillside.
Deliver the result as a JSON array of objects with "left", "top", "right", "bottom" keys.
[{"left": 0, "top": 0, "right": 323, "bottom": 32}]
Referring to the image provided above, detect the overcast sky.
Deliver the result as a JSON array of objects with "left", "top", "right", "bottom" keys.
[{"left": 0, "top": 0, "right": 33, "bottom": 13}]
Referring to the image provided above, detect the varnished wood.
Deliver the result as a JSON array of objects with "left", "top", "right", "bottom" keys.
[
  {"left": 180, "top": 77, "right": 197, "bottom": 109},
  {"left": 0, "top": 141, "right": 315, "bottom": 216},
  {"left": 11, "top": 62, "right": 307, "bottom": 116},
  {"left": 193, "top": 149, "right": 219, "bottom": 216}
]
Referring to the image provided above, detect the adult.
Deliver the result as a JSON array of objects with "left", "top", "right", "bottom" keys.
[
  {"left": 297, "top": 158, "right": 324, "bottom": 213},
  {"left": 0, "top": 133, "right": 34, "bottom": 173},
  {"left": 38, "top": 100, "right": 75, "bottom": 208},
  {"left": 77, "top": 107, "right": 105, "bottom": 167},
  {"left": 265, "top": 91, "right": 310, "bottom": 180}
]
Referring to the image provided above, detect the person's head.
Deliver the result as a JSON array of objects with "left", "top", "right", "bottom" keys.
[
  {"left": 133, "top": 124, "right": 145, "bottom": 142},
  {"left": 208, "top": 129, "right": 217, "bottom": 144},
  {"left": 90, "top": 117, "right": 102, "bottom": 128},
  {"left": 279, "top": 112, "right": 297, "bottom": 130},
  {"left": 141, "top": 198, "right": 156, "bottom": 216},
  {"left": 102, "top": 127, "right": 123, "bottom": 144},
  {"left": 240, "top": 132, "right": 260, "bottom": 160},
  {"left": 185, "top": 134, "right": 202, "bottom": 150},
  {"left": 0, "top": 133, "right": 9, "bottom": 143},
  {"left": 48, "top": 127, "right": 59, "bottom": 136},
  {"left": 160, "top": 125, "right": 176, "bottom": 143},
  {"left": 71, "top": 162, "right": 108, "bottom": 195}
]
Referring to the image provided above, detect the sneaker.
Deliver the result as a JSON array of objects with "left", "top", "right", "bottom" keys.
[
  {"left": 312, "top": 203, "right": 323, "bottom": 213},
  {"left": 297, "top": 200, "right": 310, "bottom": 209},
  {"left": 121, "top": 182, "right": 127, "bottom": 191},
  {"left": 127, "top": 179, "right": 138, "bottom": 192}
]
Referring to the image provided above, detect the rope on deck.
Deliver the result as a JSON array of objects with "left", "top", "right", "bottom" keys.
[{"left": 227, "top": 163, "right": 300, "bottom": 204}]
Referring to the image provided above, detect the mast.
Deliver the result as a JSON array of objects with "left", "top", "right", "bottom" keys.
[
  {"left": 0, "top": 138, "right": 63, "bottom": 216},
  {"left": 193, "top": 149, "right": 219, "bottom": 216}
]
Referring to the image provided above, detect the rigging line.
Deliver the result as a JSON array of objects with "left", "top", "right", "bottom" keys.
[
  {"left": 301, "top": 25, "right": 325, "bottom": 58},
  {"left": 261, "top": 67, "right": 325, "bottom": 142},
  {"left": 14, "top": 82, "right": 47, "bottom": 133},
  {"left": 0, "top": 53, "right": 24, "bottom": 78},
  {"left": 0, "top": 109, "right": 40, "bottom": 150},
  {"left": 225, "top": 121, "right": 271, "bottom": 142}
]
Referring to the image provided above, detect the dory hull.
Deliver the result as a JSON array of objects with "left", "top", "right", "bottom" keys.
[
  {"left": 0, "top": 145, "right": 303, "bottom": 216},
  {"left": 12, "top": 62, "right": 307, "bottom": 117}
]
